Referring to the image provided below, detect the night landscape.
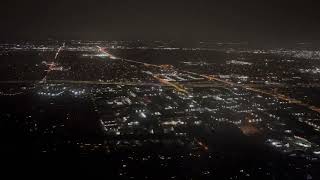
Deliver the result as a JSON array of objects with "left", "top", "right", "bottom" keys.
[{"left": 1, "top": 1, "right": 320, "bottom": 179}]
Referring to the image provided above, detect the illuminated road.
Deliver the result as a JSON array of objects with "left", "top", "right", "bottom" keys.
[
  {"left": 97, "top": 46, "right": 190, "bottom": 94},
  {"left": 186, "top": 72, "right": 320, "bottom": 114},
  {"left": 46, "top": 80, "right": 165, "bottom": 86},
  {"left": 0, "top": 91, "right": 24, "bottom": 96},
  {"left": 97, "top": 46, "right": 163, "bottom": 68},
  {"left": 40, "top": 43, "right": 65, "bottom": 83},
  {"left": 55, "top": 43, "right": 65, "bottom": 59},
  {"left": 97, "top": 46, "right": 118, "bottom": 59},
  {"left": 0, "top": 80, "right": 167, "bottom": 87},
  {"left": 97, "top": 47, "right": 320, "bottom": 114},
  {"left": 198, "top": 74, "right": 320, "bottom": 114},
  {"left": 153, "top": 75, "right": 189, "bottom": 94}
]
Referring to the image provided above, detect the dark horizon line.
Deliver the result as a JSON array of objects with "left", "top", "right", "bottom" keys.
[{"left": 1, "top": 38, "right": 319, "bottom": 45}]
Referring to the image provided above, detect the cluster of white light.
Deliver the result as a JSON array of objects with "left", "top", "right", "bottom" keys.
[
  {"left": 267, "top": 139, "right": 286, "bottom": 148},
  {"left": 135, "top": 109, "right": 147, "bottom": 118},
  {"left": 152, "top": 112, "right": 161, "bottom": 116},
  {"left": 300, "top": 68, "right": 320, "bottom": 74},
  {"left": 314, "top": 151, "right": 320, "bottom": 155},
  {"left": 38, "top": 92, "right": 63, "bottom": 97},
  {"left": 0, "top": 92, "right": 23, "bottom": 96},
  {"left": 140, "top": 112, "right": 147, "bottom": 118},
  {"left": 302, "top": 120, "right": 320, "bottom": 131},
  {"left": 248, "top": 119, "right": 262, "bottom": 123},
  {"left": 70, "top": 89, "right": 85, "bottom": 96},
  {"left": 128, "top": 121, "right": 139, "bottom": 126},
  {"left": 162, "top": 120, "right": 185, "bottom": 126},
  {"left": 226, "top": 60, "right": 253, "bottom": 65}
]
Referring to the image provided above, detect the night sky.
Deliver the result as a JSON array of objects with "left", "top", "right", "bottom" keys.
[{"left": 1, "top": 0, "right": 319, "bottom": 43}]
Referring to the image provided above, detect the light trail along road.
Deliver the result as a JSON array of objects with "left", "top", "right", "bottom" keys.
[
  {"left": 40, "top": 43, "right": 65, "bottom": 83},
  {"left": 97, "top": 46, "right": 320, "bottom": 114},
  {"left": 97, "top": 46, "right": 190, "bottom": 94}
]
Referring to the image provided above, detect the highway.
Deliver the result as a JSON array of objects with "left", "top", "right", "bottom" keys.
[
  {"left": 40, "top": 43, "right": 65, "bottom": 83},
  {"left": 97, "top": 47, "right": 320, "bottom": 114},
  {"left": 0, "top": 80, "right": 167, "bottom": 87},
  {"left": 97, "top": 46, "right": 190, "bottom": 94},
  {"left": 153, "top": 75, "right": 189, "bottom": 94},
  {"left": 5, "top": 45, "right": 317, "bottom": 114}
]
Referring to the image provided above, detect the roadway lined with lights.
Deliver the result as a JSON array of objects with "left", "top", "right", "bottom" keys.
[
  {"left": 153, "top": 75, "right": 189, "bottom": 94},
  {"left": 40, "top": 43, "right": 65, "bottom": 83},
  {"left": 0, "top": 80, "right": 167, "bottom": 87},
  {"left": 97, "top": 46, "right": 191, "bottom": 94},
  {"left": 97, "top": 46, "right": 320, "bottom": 114},
  {"left": 183, "top": 72, "right": 320, "bottom": 114}
]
